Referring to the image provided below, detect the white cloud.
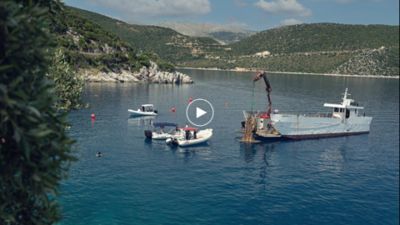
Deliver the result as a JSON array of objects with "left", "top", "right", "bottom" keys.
[
  {"left": 89, "top": 0, "right": 211, "bottom": 17},
  {"left": 280, "top": 18, "right": 303, "bottom": 26},
  {"left": 255, "top": 0, "right": 311, "bottom": 17}
]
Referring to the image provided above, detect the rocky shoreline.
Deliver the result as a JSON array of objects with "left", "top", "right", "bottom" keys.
[{"left": 82, "top": 62, "right": 193, "bottom": 84}]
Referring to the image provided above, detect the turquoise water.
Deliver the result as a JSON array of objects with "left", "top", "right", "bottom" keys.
[{"left": 61, "top": 70, "right": 399, "bottom": 225}]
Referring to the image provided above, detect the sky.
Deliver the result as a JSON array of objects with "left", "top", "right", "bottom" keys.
[{"left": 64, "top": 0, "right": 399, "bottom": 31}]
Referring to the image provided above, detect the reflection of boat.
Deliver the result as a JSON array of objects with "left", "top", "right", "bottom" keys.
[
  {"left": 144, "top": 122, "right": 183, "bottom": 140},
  {"left": 244, "top": 88, "right": 373, "bottom": 140},
  {"left": 166, "top": 127, "right": 213, "bottom": 147},
  {"left": 127, "top": 116, "right": 155, "bottom": 126},
  {"left": 128, "top": 104, "right": 158, "bottom": 117}
]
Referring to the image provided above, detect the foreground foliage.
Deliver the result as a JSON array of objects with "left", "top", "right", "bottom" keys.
[{"left": 0, "top": 0, "right": 75, "bottom": 224}]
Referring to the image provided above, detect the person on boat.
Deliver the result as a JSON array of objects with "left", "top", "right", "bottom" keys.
[
  {"left": 142, "top": 106, "right": 145, "bottom": 112},
  {"left": 185, "top": 130, "right": 190, "bottom": 140},
  {"left": 193, "top": 130, "right": 197, "bottom": 139}
]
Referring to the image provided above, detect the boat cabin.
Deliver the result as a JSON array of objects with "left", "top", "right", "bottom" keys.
[
  {"left": 141, "top": 104, "right": 155, "bottom": 112},
  {"left": 323, "top": 88, "right": 364, "bottom": 120}
]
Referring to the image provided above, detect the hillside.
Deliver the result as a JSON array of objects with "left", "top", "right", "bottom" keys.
[
  {"left": 181, "top": 23, "right": 399, "bottom": 76},
  {"left": 66, "top": 7, "right": 399, "bottom": 76},
  {"left": 54, "top": 7, "right": 192, "bottom": 83},
  {"left": 229, "top": 23, "right": 399, "bottom": 55},
  {"left": 67, "top": 7, "right": 221, "bottom": 62}
]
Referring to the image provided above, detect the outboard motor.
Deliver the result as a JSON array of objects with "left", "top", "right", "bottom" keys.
[
  {"left": 144, "top": 130, "right": 152, "bottom": 139},
  {"left": 154, "top": 110, "right": 158, "bottom": 113}
]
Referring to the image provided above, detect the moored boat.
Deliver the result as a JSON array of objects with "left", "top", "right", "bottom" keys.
[
  {"left": 144, "top": 122, "right": 183, "bottom": 140},
  {"left": 128, "top": 104, "right": 158, "bottom": 116},
  {"left": 244, "top": 88, "right": 372, "bottom": 140},
  {"left": 166, "top": 127, "right": 213, "bottom": 147}
]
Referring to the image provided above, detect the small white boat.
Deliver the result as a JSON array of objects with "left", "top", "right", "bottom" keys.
[
  {"left": 128, "top": 104, "right": 158, "bottom": 117},
  {"left": 166, "top": 127, "right": 213, "bottom": 147},
  {"left": 144, "top": 122, "right": 183, "bottom": 140}
]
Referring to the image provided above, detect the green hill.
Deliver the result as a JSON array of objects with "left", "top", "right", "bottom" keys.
[
  {"left": 182, "top": 23, "right": 399, "bottom": 76},
  {"left": 67, "top": 7, "right": 220, "bottom": 63},
  {"left": 229, "top": 23, "right": 399, "bottom": 55},
  {"left": 64, "top": 6, "right": 399, "bottom": 76},
  {"left": 55, "top": 8, "right": 149, "bottom": 73}
]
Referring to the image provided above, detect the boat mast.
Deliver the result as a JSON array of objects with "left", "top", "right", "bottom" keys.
[{"left": 342, "top": 88, "right": 349, "bottom": 102}]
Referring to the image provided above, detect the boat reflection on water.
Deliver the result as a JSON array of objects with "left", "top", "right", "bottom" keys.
[
  {"left": 176, "top": 144, "right": 212, "bottom": 162},
  {"left": 127, "top": 116, "right": 155, "bottom": 127},
  {"left": 240, "top": 142, "right": 278, "bottom": 190},
  {"left": 240, "top": 142, "right": 277, "bottom": 164}
]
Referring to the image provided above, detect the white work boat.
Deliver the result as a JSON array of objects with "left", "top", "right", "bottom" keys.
[
  {"left": 128, "top": 104, "right": 158, "bottom": 117},
  {"left": 144, "top": 122, "right": 183, "bottom": 140},
  {"left": 243, "top": 88, "right": 372, "bottom": 140},
  {"left": 270, "top": 88, "right": 372, "bottom": 139},
  {"left": 166, "top": 127, "right": 213, "bottom": 147}
]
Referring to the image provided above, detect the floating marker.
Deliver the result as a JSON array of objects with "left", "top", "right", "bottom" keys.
[
  {"left": 188, "top": 97, "right": 193, "bottom": 103},
  {"left": 91, "top": 113, "right": 96, "bottom": 120},
  {"left": 170, "top": 107, "right": 176, "bottom": 113}
]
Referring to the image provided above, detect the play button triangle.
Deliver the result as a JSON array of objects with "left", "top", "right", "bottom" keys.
[{"left": 196, "top": 107, "right": 207, "bottom": 118}]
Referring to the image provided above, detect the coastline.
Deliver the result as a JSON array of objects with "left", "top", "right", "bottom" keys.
[{"left": 177, "top": 66, "right": 400, "bottom": 79}]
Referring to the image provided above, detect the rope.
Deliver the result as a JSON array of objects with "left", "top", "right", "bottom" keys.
[{"left": 251, "top": 81, "right": 255, "bottom": 113}]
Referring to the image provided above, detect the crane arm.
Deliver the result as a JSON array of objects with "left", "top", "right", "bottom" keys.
[{"left": 253, "top": 71, "right": 272, "bottom": 115}]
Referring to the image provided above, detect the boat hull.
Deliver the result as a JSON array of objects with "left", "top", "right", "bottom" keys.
[
  {"left": 283, "top": 131, "right": 369, "bottom": 140},
  {"left": 271, "top": 113, "right": 372, "bottom": 139},
  {"left": 128, "top": 109, "right": 157, "bottom": 116},
  {"left": 167, "top": 129, "right": 213, "bottom": 147}
]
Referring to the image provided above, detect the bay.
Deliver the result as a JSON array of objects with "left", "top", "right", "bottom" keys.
[{"left": 61, "top": 70, "right": 399, "bottom": 225}]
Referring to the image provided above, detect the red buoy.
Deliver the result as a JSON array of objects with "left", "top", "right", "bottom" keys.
[
  {"left": 91, "top": 113, "right": 96, "bottom": 120},
  {"left": 188, "top": 97, "right": 193, "bottom": 103},
  {"left": 170, "top": 107, "right": 176, "bottom": 113}
]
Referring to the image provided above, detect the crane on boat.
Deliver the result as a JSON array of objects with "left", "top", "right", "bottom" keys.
[
  {"left": 253, "top": 71, "right": 272, "bottom": 116},
  {"left": 241, "top": 71, "right": 273, "bottom": 143}
]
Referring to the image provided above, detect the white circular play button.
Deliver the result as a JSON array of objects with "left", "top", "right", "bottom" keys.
[{"left": 186, "top": 98, "right": 214, "bottom": 127}]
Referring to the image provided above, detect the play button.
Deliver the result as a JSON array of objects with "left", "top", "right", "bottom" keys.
[
  {"left": 186, "top": 98, "right": 214, "bottom": 127},
  {"left": 196, "top": 107, "right": 207, "bottom": 118}
]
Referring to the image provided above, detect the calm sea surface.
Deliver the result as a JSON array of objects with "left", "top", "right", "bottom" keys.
[{"left": 61, "top": 70, "right": 399, "bottom": 225}]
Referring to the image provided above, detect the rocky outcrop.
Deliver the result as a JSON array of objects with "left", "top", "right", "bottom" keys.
[{"left": 81, "top": 61, "right": 193, "bottom": 84}]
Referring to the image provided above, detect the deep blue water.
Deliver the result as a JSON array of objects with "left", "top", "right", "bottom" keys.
[{"left": 61, "top": 70, "right": 399, "bottom": 225}]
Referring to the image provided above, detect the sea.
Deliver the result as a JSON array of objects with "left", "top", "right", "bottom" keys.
[{"left": 60, "top": 70, "right": 399, "bottom": 225}]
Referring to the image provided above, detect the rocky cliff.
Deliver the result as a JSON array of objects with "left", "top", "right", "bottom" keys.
[{"left": 82, "top": 61, "right": 193, "bottom": 83}]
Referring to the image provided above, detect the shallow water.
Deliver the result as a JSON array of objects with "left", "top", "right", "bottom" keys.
[{"left": 61, "top": 70, "right": 399, "bottom": 225}]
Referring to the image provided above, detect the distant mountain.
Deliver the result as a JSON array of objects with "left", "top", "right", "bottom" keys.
[{"left": 158, "top": 22, "right": 255, "bottom": 44}]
